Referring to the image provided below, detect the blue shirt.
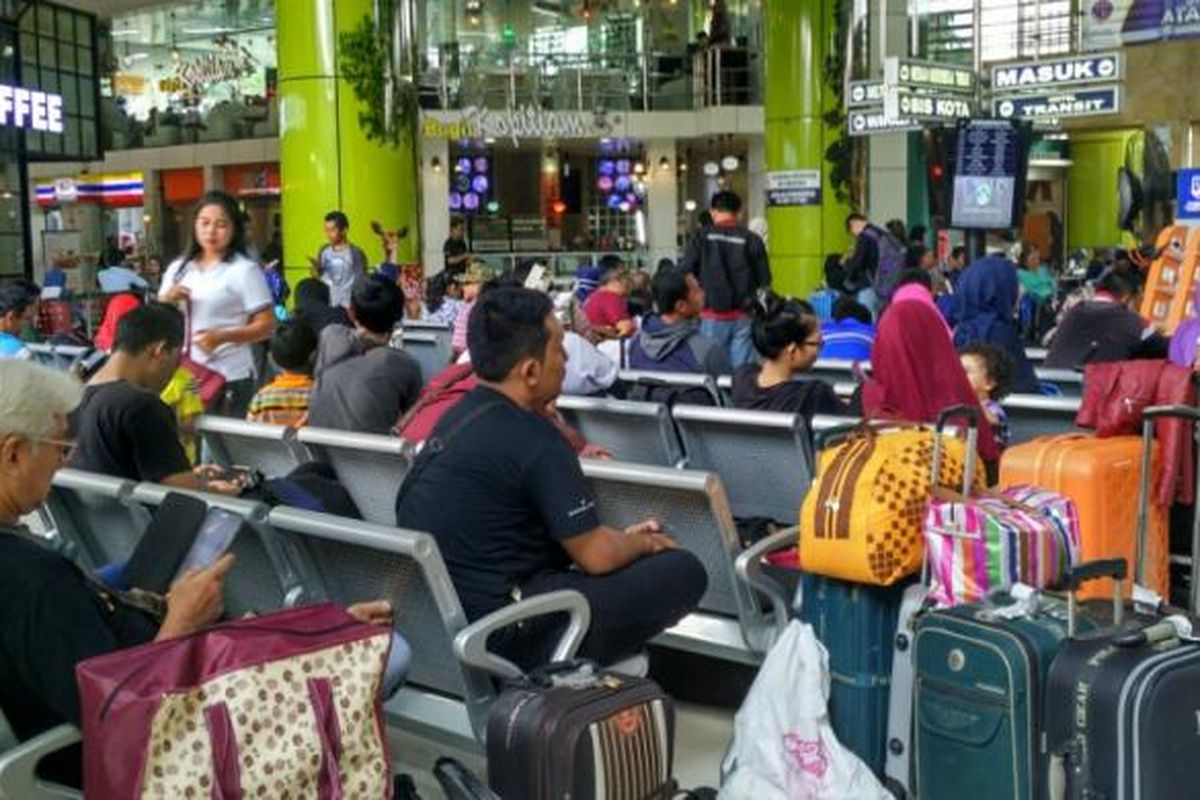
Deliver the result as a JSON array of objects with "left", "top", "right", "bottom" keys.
[
  {"left": 819, "top": 318, "right": 875, "bottom": 362},
  {"left": 0, "top": 332, "right": 30, "bottom": 360}
]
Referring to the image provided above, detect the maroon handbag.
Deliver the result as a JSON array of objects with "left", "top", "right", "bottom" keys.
[
  {"left": 76, "top": 604, "right": 393, "bottom": 799},
  {"left": 172, "top": 262, "right": 227, "bottom": 408}
]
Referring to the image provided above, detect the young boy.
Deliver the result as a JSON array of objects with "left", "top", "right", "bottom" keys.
[
  {"left": 960, "top": 343, "right": 1015, "bottom": 451},
  {"left": 247, "top": 321, "right": 319, "bottom": 426}
]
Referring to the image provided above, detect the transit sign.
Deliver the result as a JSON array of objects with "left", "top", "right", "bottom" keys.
[
  {"left": 846, "top": 107, "right": 922, "bottom": 136},
  {"left": 884, "top": 57, "right": 976, "bottom": 95},
  {"left": 992, "top": 86, "right": 1121, "bottom": 120},
  {"left": 847, "top": 80, "right": 885, "bottom": 109},
  {"left": 884, "top": 87, "right": 974, "bottom": 123}
]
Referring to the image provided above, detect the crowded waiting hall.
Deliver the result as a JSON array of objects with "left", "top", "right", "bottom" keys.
[{"left": 3, "top": 0, "right": 1200, "bottom": 797}]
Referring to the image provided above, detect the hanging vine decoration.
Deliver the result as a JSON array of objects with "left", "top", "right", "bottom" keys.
[
  {"left": 339, "top": 14, "right": 417, "bottom": 148},
  {"left": 822, "top": 0, "right": 855, "bottom": 207}
]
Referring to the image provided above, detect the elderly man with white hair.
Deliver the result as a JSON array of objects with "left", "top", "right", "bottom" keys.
[{"left": 0, "top": 361, "right": 402, "bottom": 786}]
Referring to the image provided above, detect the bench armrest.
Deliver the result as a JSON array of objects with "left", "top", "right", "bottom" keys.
[
  {"left": 0, "top": 723, "right": 82, "bottom": 800},
  {"left": 453, "top": 590, "right": 591, "bottom": 682},
  {"left": 735, "top": 527, "right": 798, "bottom": 637}
]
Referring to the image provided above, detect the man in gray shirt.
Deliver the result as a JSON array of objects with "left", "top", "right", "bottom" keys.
[
  {"left": 308, "top": 275, "right": 421, "bottom": 434},
  {"left": 311, "top": 210, "right": 368, "bottom": 309}
]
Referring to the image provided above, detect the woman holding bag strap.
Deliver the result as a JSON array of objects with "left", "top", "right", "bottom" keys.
[{"left": 160, "top": 191, "right": 275, "bottom": 417}]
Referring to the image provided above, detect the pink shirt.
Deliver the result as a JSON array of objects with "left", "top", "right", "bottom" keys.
[
  {"left": 452, "top": 299, "right": 474, "bottom": 354},
  {"left": 583, "top": 288, "right": 631, "bottom": 329}
]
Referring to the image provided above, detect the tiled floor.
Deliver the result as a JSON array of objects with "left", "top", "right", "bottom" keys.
[{"left": 390, "top": 700, "right": 734, "bottom": 797}]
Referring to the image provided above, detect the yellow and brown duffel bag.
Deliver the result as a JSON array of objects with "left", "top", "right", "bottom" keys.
[{"left": 799, "top": 418, "right": 982, "bottom": 586}]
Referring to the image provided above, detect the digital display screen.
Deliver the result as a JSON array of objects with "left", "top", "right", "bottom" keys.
[{"left": 951, "top": 120, "right": 1022, "bottom": 230}]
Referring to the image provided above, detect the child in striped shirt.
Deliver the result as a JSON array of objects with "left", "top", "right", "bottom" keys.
[{"left": 247, "top": 321, "right": 318, "bottom": 426}]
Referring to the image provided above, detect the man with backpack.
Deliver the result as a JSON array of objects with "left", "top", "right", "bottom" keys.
[
  {"left": 680, "top": 191, "right": 771, "bottom": 367},
  {"left": 842, "top": 213, "right": 906, "bottom": 316}
]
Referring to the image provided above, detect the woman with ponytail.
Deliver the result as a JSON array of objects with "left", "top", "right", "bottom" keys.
[{"left": 731, "top": 293, "right": 848, "bottom": 419}]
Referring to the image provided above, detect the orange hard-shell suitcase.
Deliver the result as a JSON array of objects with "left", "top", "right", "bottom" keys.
[{"left": 998, "top": 433, "right": 1167, "bottom": 601}]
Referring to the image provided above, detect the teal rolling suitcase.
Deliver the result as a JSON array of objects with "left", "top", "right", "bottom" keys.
[
  {"left": 795, "top": 572, "right": 908, "bottom": 778},
  {"left": 912, "top": 588, "right": 1115, "bottom": 800}
]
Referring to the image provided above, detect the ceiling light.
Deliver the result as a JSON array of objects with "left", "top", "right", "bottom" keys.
[
  {"left": 659, "top": 156, "right": 671, "bottom": 172},
  {"left": 684, "top": 200, "right": 697, "bottom": 211},
  {"left": 721, "top": 155, "right": 740, "bottom": 171},
  {"left": 702, "top": 161, "right": 720, "bottom": 177}
]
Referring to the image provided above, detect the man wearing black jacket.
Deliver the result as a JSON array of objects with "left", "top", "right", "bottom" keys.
[{"left": 680, "top": 191, "right": 771, "bottom": 367}]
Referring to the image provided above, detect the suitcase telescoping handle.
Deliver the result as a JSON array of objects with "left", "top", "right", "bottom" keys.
[
  {"left": 1064, "top": 558, "right": 1127, "bottom": 637},
  {"left": 931, "top": 404, "right": 979, "bottom": 496},
  {"left": 1137, "top": 405, "right": 1200, "bottom": 613}
]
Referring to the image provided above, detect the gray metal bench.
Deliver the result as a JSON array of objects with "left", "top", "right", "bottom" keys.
[
  {"left": 672, "top": 404, "right": 814, "bottom": 523},
  {"left": 398, "top": 331, "right": 453, "bottom": 384},
  {"left": 196, "top": 416, "right": 307, "bottom": 479},
  {"left": 557, "top": 395, "right": 683, "bottom": 467},
  {"left": 26, "top": 344, "right": 89, "bottom": 373},
  {"left": 266, "top": 506, "right": 589, "bottom": 750},
  {"left": 296, "top": 426, "right": 413, "bottom": 526},
  {"left": 615, "top": 369, "right": 724, "bottom": 406},
  {"left": 44, "top": 469, "right": 150, "bottom": 569},
  {"left": 1034, "top": 367, "right": 1084, "bottom": 398},
  {"left": 127, "top": 483, "right": 304, "bottom": 618},
  {"left": 580, "top": 459, "right": 789, "bottom": 664},
  {"left": 0, "top": 711, "right": 80, "bottom": 799},
  {"left": 1001, "top": 393, "right": 1082, "bottom": 444},
  {"left": 714, "top": 374, "right": 857, "bottom": 404}
]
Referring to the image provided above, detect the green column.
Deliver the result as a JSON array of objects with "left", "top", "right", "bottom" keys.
[
  {"left": 763, "top": 0, "right": 849, "bottom": 297},
  {"left": 278, "top": 0, "right": 420, "bottom": 291}
]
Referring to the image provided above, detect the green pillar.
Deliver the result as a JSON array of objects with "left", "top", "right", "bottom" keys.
[
  {"left": 278, "top": 0, "right": 420, "bottom": 291},
  {"left": 763, "top": 0, "right": 849, "bottom": 297}
]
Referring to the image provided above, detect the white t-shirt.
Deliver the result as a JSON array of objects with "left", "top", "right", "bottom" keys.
[{"left": 160, "top": 253, "right": 273, "bottom": 381}]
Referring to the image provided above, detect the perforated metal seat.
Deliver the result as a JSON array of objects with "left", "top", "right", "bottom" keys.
[
  {"left": 672, "top": 404, "right": 814, "bottom": 523},
  {"left": 580, "top": 460, "right": 788, "bottom": 663},
  {"left": 557, "top": 396, "right": 683, "bottom": 467},
  {"left": 296, "top": 426, "right": 413, "bottom": 525},
  {"left": 398, "top": 332, "right": 452, "bottom": 385},
  {"left": 196, "top": 416, "right": 307, "bottom": 479},
  {"left": 45, "top": 469, "right": 150, "bottom": 569},
  {"left": 1001, "top": 393, "right": 1083, "bottom": 444}
]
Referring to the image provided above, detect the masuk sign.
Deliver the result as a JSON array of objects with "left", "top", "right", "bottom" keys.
[
  {"left": 991, "top": 53, "right": 1123, "bottom": 122},
  {"left": 991, "top": 53, "right": 1122, "bottom": 90}
]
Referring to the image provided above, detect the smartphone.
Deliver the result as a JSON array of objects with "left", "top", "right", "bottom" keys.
[{"left": 175, "top": 508, "right": 242, "bottom": 577}]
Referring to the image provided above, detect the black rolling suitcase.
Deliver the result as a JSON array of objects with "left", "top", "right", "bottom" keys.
[
  {"left": 486, "top": 661, "right": 676, "bottom": 800},
  {"left": 1044, "top": 405, "right": 1200, "bottom": 800}
]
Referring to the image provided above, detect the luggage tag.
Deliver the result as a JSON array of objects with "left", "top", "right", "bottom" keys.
[{"left": 1132, "top": 582, "right": 1165, "bottom": 615}]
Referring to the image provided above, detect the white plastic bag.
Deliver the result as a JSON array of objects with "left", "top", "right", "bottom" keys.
[{"left": 719, "top": 620, "right": 894, "bottom": 800}]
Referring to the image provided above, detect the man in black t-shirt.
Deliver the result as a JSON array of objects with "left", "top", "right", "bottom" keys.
[
  {"left": 443, "top": 217, "right": 473, "bottom": 277},
  {"left": 70, "top": 303, "right": 240, "bottom": 493},
  {"left": 396, "top": 288, "right": 707, "bottom": 668}
]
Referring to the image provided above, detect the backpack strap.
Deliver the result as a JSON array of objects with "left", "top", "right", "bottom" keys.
[{"left": 394, "top": 397, "right": 507, "bottom": 511}]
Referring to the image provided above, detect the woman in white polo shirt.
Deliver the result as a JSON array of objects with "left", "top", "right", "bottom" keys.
[{"left": 159, "top": 191, "right": 275, "bottom": 417}]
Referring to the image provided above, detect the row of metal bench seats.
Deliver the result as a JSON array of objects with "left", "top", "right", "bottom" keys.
[{"left": 196, "top": 416, "right": 791, "bottom": 663}]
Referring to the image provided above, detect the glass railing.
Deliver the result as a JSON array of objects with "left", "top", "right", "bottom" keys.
[
  {"left": 101, "top": 94, "right": 277, "bottom": 151},
  {"left": 421, "top": 47, "right": 761, "bottom": 113}
]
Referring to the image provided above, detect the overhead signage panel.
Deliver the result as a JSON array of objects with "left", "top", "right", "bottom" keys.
[
  {"left": 1179, "top": 168, "right": 1200, "bottom": 221},
  {"left": 765, "top": 169, "right": 822, "bottom": 207},
  {"left": 884, "top": 57, "right": 976, "bottom": 95},
  {"left": 991, "top": 53, "right": 1122, "bottom": 91},
  {"left": 846, "top": 107, "right": 922, "bottom": 137},
  {"left": 847, "top": 81, "right": 885, "bottom": 109},
  {"left": 884, "top": 87, "right": 974, "bottom": 123},
  {"left": 992, "top": 86, "right": 1121, "bottom": 120}
]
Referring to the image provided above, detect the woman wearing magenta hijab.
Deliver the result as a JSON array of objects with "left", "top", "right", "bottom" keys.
[{"left": 1169, "top": 282, "right": 1200, "bottom": 371}]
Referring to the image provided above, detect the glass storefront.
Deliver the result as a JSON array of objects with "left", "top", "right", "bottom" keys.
[
  {"left": 419, "top": 0, "right": 760, "bottom": 112},
  {"left": 100, "top": 0, "right": 275, "bottom": 150}
]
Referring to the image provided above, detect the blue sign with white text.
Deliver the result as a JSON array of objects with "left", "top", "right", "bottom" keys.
[{"left": 1179, "top": 168, "right": 1200, "bottom": 221}]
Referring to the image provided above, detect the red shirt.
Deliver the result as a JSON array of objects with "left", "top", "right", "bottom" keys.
[{"left": 583, "top": 288, "right": 631, "bottom": 328}]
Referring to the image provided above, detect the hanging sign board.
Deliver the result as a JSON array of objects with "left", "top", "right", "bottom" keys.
[
  {"left": 884, "top": 57, "right": 976, "bottom": 95},
  {"left": 990, "top": 52, "right": 1122, "bottom": 91},
  {"left": 846, "top": 107, "right": 922, "bottom": 137},
  {"left": 847, "top": 80, "right": 885, "bottom": 109},
  {"left": 765, "top": 170, "right": 822, "bottom": 207},
  {"left": 992, "top": 86, "right": 1121, "bottom": 121},
  {"left": 885, "top": 87, "right": 974, "bottom": 123}
]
